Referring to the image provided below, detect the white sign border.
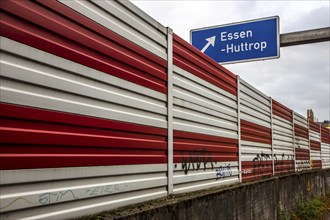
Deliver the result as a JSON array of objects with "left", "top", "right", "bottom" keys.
[{"left": 190, "top": 16, "right": 280, "bottom": 65}]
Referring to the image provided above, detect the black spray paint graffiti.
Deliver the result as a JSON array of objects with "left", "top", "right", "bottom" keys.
[
  {"left": 296, "top": 160, "right": 310, "bottom": 172},
  {"left": 274, "top": 153, "right": 295, "bottom": 173},
  {"left": 251, "top": 152, "right": 295, "bottom": 179},
  {"left": 181, "top": 147, "right": 214, "bottom": 175},
  {"left": 252, "top": 152, "right": 272, "bottom": 179},
  {"left": 294, "top": 136, "right": 301, "bottom": 148},
  {"left": 216, "top": 163, "right": 232, "bottom": 180}
]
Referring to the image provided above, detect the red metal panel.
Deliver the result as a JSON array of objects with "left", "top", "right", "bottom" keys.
[
  {"left": 311, "top": 160, "right": 322, "bottom": 170},
  {"left": 173, "top": 130, "right": 238, "bottom": 174},
  {"left": 173, "top": 34, "right": 237, "bottom": 96},
  {"left": 240, "top": 120, "right": 272, "bottom": 144},
  {"left": 321, "top": 127, "right": 330, "bottom": 144},
  {"left": 309, "top": 121, "right": 320, "bottom": 133},
  {"left": 274, "top": 159, "right": 295, "bottom": 175},
  {"left": 295, "top": 148, "right": 310, "bottom": 160},
  {"left": 0, "top": 103, "right": 167, "bottom": 170},
  {"left": 242, "top": 161, "right": 273, "bottom": 182},
  {"left": 310, "top": 140, "right": 321, "bottom": 151},
  {"left": 0, "top": 0, "right": 167, "bottom": 93},
  {"left": 294, "top": 123, "right": 309, "bottom": 139},
  {"left": 272, "top": 99, "right": 293, "bottom": 122}
]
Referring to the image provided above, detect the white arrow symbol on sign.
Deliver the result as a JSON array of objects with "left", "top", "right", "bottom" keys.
[{"left": 200, "top": 36, "right": 216, "bottom": 53}]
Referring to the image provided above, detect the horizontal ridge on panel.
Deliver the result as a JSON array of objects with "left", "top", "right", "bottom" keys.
[
  {"left": 0, "top": 103, "right": 167, "bottom": 170},
  {"left": 173, "top": 34, "right": 237, "bottom": 96},
  {"left": 0, "top": 0, "right": 167, "bottom": 93},
  {"left": 272, "top": 99, "right": 293, "bottom": 122}
]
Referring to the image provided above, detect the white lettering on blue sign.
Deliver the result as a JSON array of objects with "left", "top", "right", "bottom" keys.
[
  {"left": 190, "top": 16, "right": 279, "bottom": 63},
  {"left": 221, "top": 41, "right": 267, "bottom": 53},
  {"left": 220, "top": 30, "right": 253, "bottom": 41},
  {"left": 219, "top": 30, "right": 267, "bottom": 53}
]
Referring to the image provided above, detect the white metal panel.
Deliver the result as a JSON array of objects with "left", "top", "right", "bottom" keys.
[
  {"left": 0, "top": 37, "right": 167, "bottom": 128},
  {"left": 2, "top": 189, "right": 166, "bottom": 220},
  {"left": 241, "top": 141, "right": 272, "bottom": 161},
  {"left": 239, "top": 79, "right": 271, "bottom": 128},
  {"left": 59, "top": 0, "right": 168, "bottom": 59},
  {"left": 172, "top": 65, "right": 238, "bottom": 139},
  {"left": 310, "top": 150, "right": 321, "bottom": 161},
  {"left": 0, "top": 165, "right": 167, "bottom": 219},
  {"left": 310, "top": 130, "right": 321, "bottom": 142},
  {"left": 296, "top": 139, "right": 310, "bottom": 149},
  {"left": 321, "top": 143, "right": 330, "bottom": 168},
  {"left": 293, "top": 112, "right": 309, "bottom": 150},
  {"left": 294, "top": 112, "right": 308, "bottom": 128},
  {"left": 272, "top": 115, "right": 294, "bottom": 157}
]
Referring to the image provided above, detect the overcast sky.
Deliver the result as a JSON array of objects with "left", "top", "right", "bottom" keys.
[{"left": 132, "top": 0, "right": 330, "bottom": 122}]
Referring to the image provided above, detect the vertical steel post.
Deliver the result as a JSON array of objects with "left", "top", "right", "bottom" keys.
[
  {"left": 292, "top": 111, "right": 296, "bottom": 172},
  {"left": 270, "top": 98, "right": 275, "bottom": 176},
  {"left": 167, "top": 27, "right": 174, "bottom": 194},
  {"left": 307, "top": 117, "right": 312, "bottom": 170},
  {"left": 237, "top": 76, "right": 242, "bottom": 183},
  {"left": 320, "top": 124, "right": 323, "bottom": 169}
]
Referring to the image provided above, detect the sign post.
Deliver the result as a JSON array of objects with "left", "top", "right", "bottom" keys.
[{"left": 191, "top": 16, "right": 280, "bottom": 64}]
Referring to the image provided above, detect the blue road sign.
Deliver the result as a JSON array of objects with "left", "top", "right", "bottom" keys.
[{"left": 190, "top": 16, "right": 280, "bottom": 64}]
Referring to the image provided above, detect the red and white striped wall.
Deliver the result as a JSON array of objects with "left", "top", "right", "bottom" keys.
[
  {"left": 1, "top": 1, "right": 329, "bottom": 219},
  {"left": 309, "top": 121, "right": 321, "bottom": 170},
  {"left": 272, "top": 100, "right": 295, "bottom": 175},
  {"left": 172, "top": 34, "right": 239, "bottom": 193},
  {"left": 239, "top": 79, "right": 272, "bottom": 182},
  {"left": 1, "top": 0, "right": 169, "bottom": 218},
  {"left": 321, "top": 127, "right": 330, "bottom": 168},
  {"left": 294, "top": 112, "right": 311, "bottom": 171}
]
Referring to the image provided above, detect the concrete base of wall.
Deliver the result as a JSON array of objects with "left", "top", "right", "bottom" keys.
[{"left": 84, "top": 169, "right": 330, "bottom": 220}]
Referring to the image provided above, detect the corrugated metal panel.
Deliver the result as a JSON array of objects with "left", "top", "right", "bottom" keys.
[
  {"left": 173, "top": 34, "right": 237, "bottom": 96},
  {"left": 0, "top": 37, "right": 167, "bottom": 128},
  {"left": 309, "top": 121, "right": 321, "bottom": 170},
  {"left": 0, "top": 165, "right": 167, "bottom": 219},
  {"left": 321, "top": 127, "right": 330, "bottom": 144},
  {"left": 293, "top": 112, "right": 310, "bottom": 171},
  {"left": 172, "top": 65, "right": 238, "bottom": 139},
  {"left": 172, "top": 34, "right": 239, "bottom": 193},
  {"left": 321, "top": 127, "right": 330, "bottom": 169},
  {"left": 272, "top": 100, "right": 294, "bottom": 175},
  {"left": 240, "top": 79, "right": 271, "bottom": 128},
  {"left": 0, "top": 104, "right": 168, "bottom": 218},
  {"left": 0, "top": 103, "right": 168, "bottom": 219},
  {"left": 0, "top": 103, "right": 167, "bottom": 169},
  {"left": 239, "top": 80, "right": 272, "bottom": 182},
  {"left": 173, "top": 131, "right": 239, "bottom": 193},
  {"left": 310, "top": 153, "right": 322, "bottom": 170},
  {"left": 321, "top": 143, "right": 330, "bottom": 169},
  {"left": 58, "top": 0, "right": 168, "bottom": 60},
  {"left": 0, "top": 1, "right": 169, "bottom": 219},
  {"left": 1, "top": 0, "right": 167, "bottom": 93},
  {"left": 1, "top": 0, "right": 329, "bottom": 219}
]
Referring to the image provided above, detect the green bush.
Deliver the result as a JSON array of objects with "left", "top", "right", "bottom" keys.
[
  {"left": 291, "top": 198, "right": 325, "bottom": 220},
  {"left": 279, "top": 195, "right": 329, "bottom": 220}
]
